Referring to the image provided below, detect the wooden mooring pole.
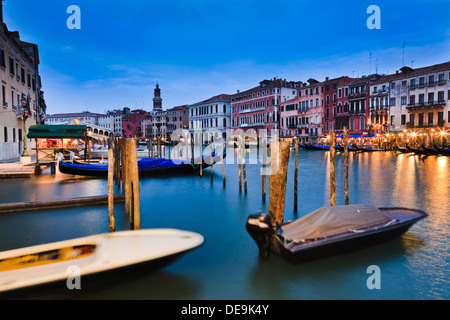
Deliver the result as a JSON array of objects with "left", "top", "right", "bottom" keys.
[
  {"left": 126, "top": 138, "right": 140, "bottom": 230},
  {"left": 344, "top": 127, "right": 349, "bottom": 205},
  {"left": 108, "top": 145, "right": 115, "bottom": 232},
  {"left": 329, "top": 129, "right": 336, "bottom": 207},
  {"left": 221, "top": 138, "right": 226, "bottom": 187},
  {"left": 268, "top": 140, "right": 290, "bottom": 225},
  {"left": 238, "top": 135, "right": 242, "bottom": 193},
  {"left": 262, "top": 137, "right": 266, "bottom": 203},
  {"left": 210, "top": 137, "right": 214, "bottom": 183},
  {"left": 243, "top": 138, "right": 247, "bottom": 193},
  {"left": 294, "top": 137, "right": 298, "bottom": 212}
]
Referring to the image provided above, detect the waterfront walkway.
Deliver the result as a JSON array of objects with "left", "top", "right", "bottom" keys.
[{"left": 0, "top": 160, "right": 36, "bottom": 179}]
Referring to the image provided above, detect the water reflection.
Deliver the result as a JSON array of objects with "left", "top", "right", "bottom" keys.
[{"left": 0, "top": 150, "right": 448, "bottom": 299}]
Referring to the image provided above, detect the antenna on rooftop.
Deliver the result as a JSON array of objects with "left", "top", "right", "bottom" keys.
[{"left": 402, "top": 42, "right": 406, "bottom": 67}]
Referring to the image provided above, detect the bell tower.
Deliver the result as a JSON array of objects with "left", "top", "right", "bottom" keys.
[{"left": 153, "top": 82, "right": 162, "bottom": 111}]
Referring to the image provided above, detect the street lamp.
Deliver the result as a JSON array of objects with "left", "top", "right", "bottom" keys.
[{"left": 20, "top": 95, "right": 31, "bottom": 158}]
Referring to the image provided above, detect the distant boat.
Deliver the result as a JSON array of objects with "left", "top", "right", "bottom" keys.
[
  {"left": 421, "top": 144, "right": 441, "bottom": 156},
  {"left": 434, "top": 146, "right": 450, "bottom": 156},
  {"left": 353, "top": 145, "right": 384, "bottom": 152},
  {"left": 394, "top": 146, "right": 411, "bottom": 154},
  {"left": 405, "top": 144, "right": 428, "bottom": 155},
  {"left": 59, "top": 152, "right": 225, "bottom": 177},
  {"left": 0, "top": 229, "right": 204, "bottom": 296},
  {"left": 246, "top": 204, "right": 427, "bottom": 264}
]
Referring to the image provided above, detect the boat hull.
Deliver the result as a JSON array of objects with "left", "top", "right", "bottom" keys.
[
  {"left": 59, "top": 153, "right": 225, "bottom": 177},
  {"left": 246, "top": 208, "right": 426, "bottom": 264},
  {"left": 0, "top": 249, "right": 191, "bottom": 299},
  {"left": 0, "top": 229, "right": 204, "bottom": 298}
]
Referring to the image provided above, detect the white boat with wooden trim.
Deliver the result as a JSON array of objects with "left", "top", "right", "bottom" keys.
[{"left": 0, "top": 229, "right": 204, "bottom": 296}]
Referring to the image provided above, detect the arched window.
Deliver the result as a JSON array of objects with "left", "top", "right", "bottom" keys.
[
  {"left": 360, "top": 117, "right": 366, "bottom": 131},
  {"left": 350, "top": 117, "right": 355, "bottom": 130}
]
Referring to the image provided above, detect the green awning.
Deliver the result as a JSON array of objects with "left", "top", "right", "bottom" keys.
[{"left": 27, "top": 125, "right": 87, "bottom": 139}]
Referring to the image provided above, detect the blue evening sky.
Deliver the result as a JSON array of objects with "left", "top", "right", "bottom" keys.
[{"left": 3, "top": 0, "right": 450, "bottom": 114}]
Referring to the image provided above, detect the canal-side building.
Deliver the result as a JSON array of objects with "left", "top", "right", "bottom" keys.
[
  {"left": 45, "top": 111, "right": 104, "bottom": 126},
  {"left": 280, "top": 96, "right": 301, "bottom": 139},
  {"left": 387, "top": 62, "right": 450, "bottom": 132},
  {"left": 0, "top": 3, "right": 45, "bottom": 162},
  {"left": 369, "top": 74, "right": 395, "bottom": 134},
  {"left": 167, "top": 105, "right": 188, "bottom": 139},
  {"left": 189, "top": 94, "right": 231, "bottom": 142},
  {"left": 122, "top": 109, "right": 151, "bottom": 139},
  {"left": 342, "top": 75, "right": 381, "bottom": 136},
  {"left": 231, "top": 78, "right": 300, "bottom": 138},
  {"left": 149, "top": 83, "right": 168, "bottom": 140},
  {"left": 98, "top": 107, "right": 131, "bottom": 137},
  {"left": 322, "top": 76, "right": 356, "bottom": 135}
]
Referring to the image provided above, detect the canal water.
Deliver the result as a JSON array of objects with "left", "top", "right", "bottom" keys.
[{"left": 0, "top": 148, "right": 448, "bottom": 300}]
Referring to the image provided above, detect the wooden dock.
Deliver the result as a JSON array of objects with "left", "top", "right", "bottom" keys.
[
  {"left": 0, "top": 195, "right": 125, "bottom": 214},
  {"left": 0, "top": 162, "right": 36, "bottom": 179}
]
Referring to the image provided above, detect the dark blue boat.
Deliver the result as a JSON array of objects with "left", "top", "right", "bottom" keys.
[{"left": 59, "top": 152, "right": 225, "bottom": 177}]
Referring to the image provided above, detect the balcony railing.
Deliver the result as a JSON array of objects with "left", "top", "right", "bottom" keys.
[
  {"left": 406, "top": 120, "right": 446, "bottom": 129},
  {"left": 406, "top": 101, "right": 445, "bottom": 109},
  {"left": 239, "top": 105, "right": 266, "bottom": 114}
]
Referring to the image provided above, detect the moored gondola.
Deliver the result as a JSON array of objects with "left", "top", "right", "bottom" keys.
[
  {"left": 394, "top": 146, "right": 411, "bottom": 153},
  {"left": 433, "top": 146, "right": 450, "bottom": 156},
  {"left": 246, "top": 204, "right": 427, "bottom": 264},
  {"left": 59, "top": 152, "right": 225, "bottom": 177},
  {"left": 405, "top": 144, "right": 428, "bottom": 155},
  {"left": 421, "top": 144, "right": 441, "bottom": 156}
]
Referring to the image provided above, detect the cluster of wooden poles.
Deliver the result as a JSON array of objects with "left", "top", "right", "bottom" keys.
[
  {"left": 254, "top": 127, "right": 350, "bottom": 226},
  {"left": 105, "top": 129, "right": 350, "bottom": 232},
  {"left": 107, "top": 137, "right": 141, "bottom": 233}
]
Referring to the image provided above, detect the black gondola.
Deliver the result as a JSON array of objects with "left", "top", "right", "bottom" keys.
[
  {"left": 405, "top": 144, "right": 428, "bottom": 155},
  {"left": 434, "top": 146, "right": 450, "bottom": 156},
  {"left": 421, "top": 144, "right": 440, "bottom": 156},
  {"left": 59, "top": 152, "right": 225, "bottom": 177},
  {"left": 246, "top": 204, "right": 427, "bottom": 264},
  {"left": 394, "top": 146, "right": 411, "bottom": 153}
]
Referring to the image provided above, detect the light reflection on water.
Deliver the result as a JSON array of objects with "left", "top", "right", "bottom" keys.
[{"left": 0, "top": 150, "right": 448, "bottom": 299}]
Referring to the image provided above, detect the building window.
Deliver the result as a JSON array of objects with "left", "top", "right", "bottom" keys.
[
  {"left": 401, "top": 114, "right": 406, "bottom": 125},
  {"left": 402, "top": 81, "right": 407, "bottom": 87},
  {"left": 0, "top": 47, "right": 5, "bottom": 69},
  {"left": 9, "top": 56, "right": 14, "bottom": 75},
  {"left": 428, "top": 112, "right": 433, "bottom": 125},
  {"left": 391, "top": 82, "right": 396, "bottom": 89},
  {"left": 360, "top": 117, "right": 365, "bottom": 131},
  {"left": 390, "top": 98, "right": 396, "bottom": 106},
  {"left": 401, "top": 96, "right": 407, "bottom": 105},
  {"left": 1, "top": 84, "right": 6, "bottom": 107}
]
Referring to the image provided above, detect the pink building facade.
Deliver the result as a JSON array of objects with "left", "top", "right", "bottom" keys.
[{"left": 231, "top": 78, "right": 300, "bottom": 138}]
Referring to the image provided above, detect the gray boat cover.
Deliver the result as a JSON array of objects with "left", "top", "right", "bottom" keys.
[{"left": 280, "top": 204, "right": 392, "bottom": 242}]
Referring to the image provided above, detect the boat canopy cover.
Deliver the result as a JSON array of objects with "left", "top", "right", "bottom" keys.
[{"left": 280, "top": 204, "right": 391, "bottom": 241}]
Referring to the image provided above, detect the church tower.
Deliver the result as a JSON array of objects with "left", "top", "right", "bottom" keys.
[{"left": 153, "top": 82, "right": 163, "bottom": 111}]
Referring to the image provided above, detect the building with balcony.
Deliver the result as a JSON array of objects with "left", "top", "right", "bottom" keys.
[
  {"left": 388, "top": 62, "right": 450, "bottom": 132},
  {"left": 122, "top": 109, "right": 151, "bottom": 139},
  {"left": 231, "top": 78, "right": 300, "bottom": 138},
  {"left": 189, "top": 94, "right": 231, "bottom": 143},
  {"left": 0, "top": 3, "right": 45, "bottom": 162}
]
